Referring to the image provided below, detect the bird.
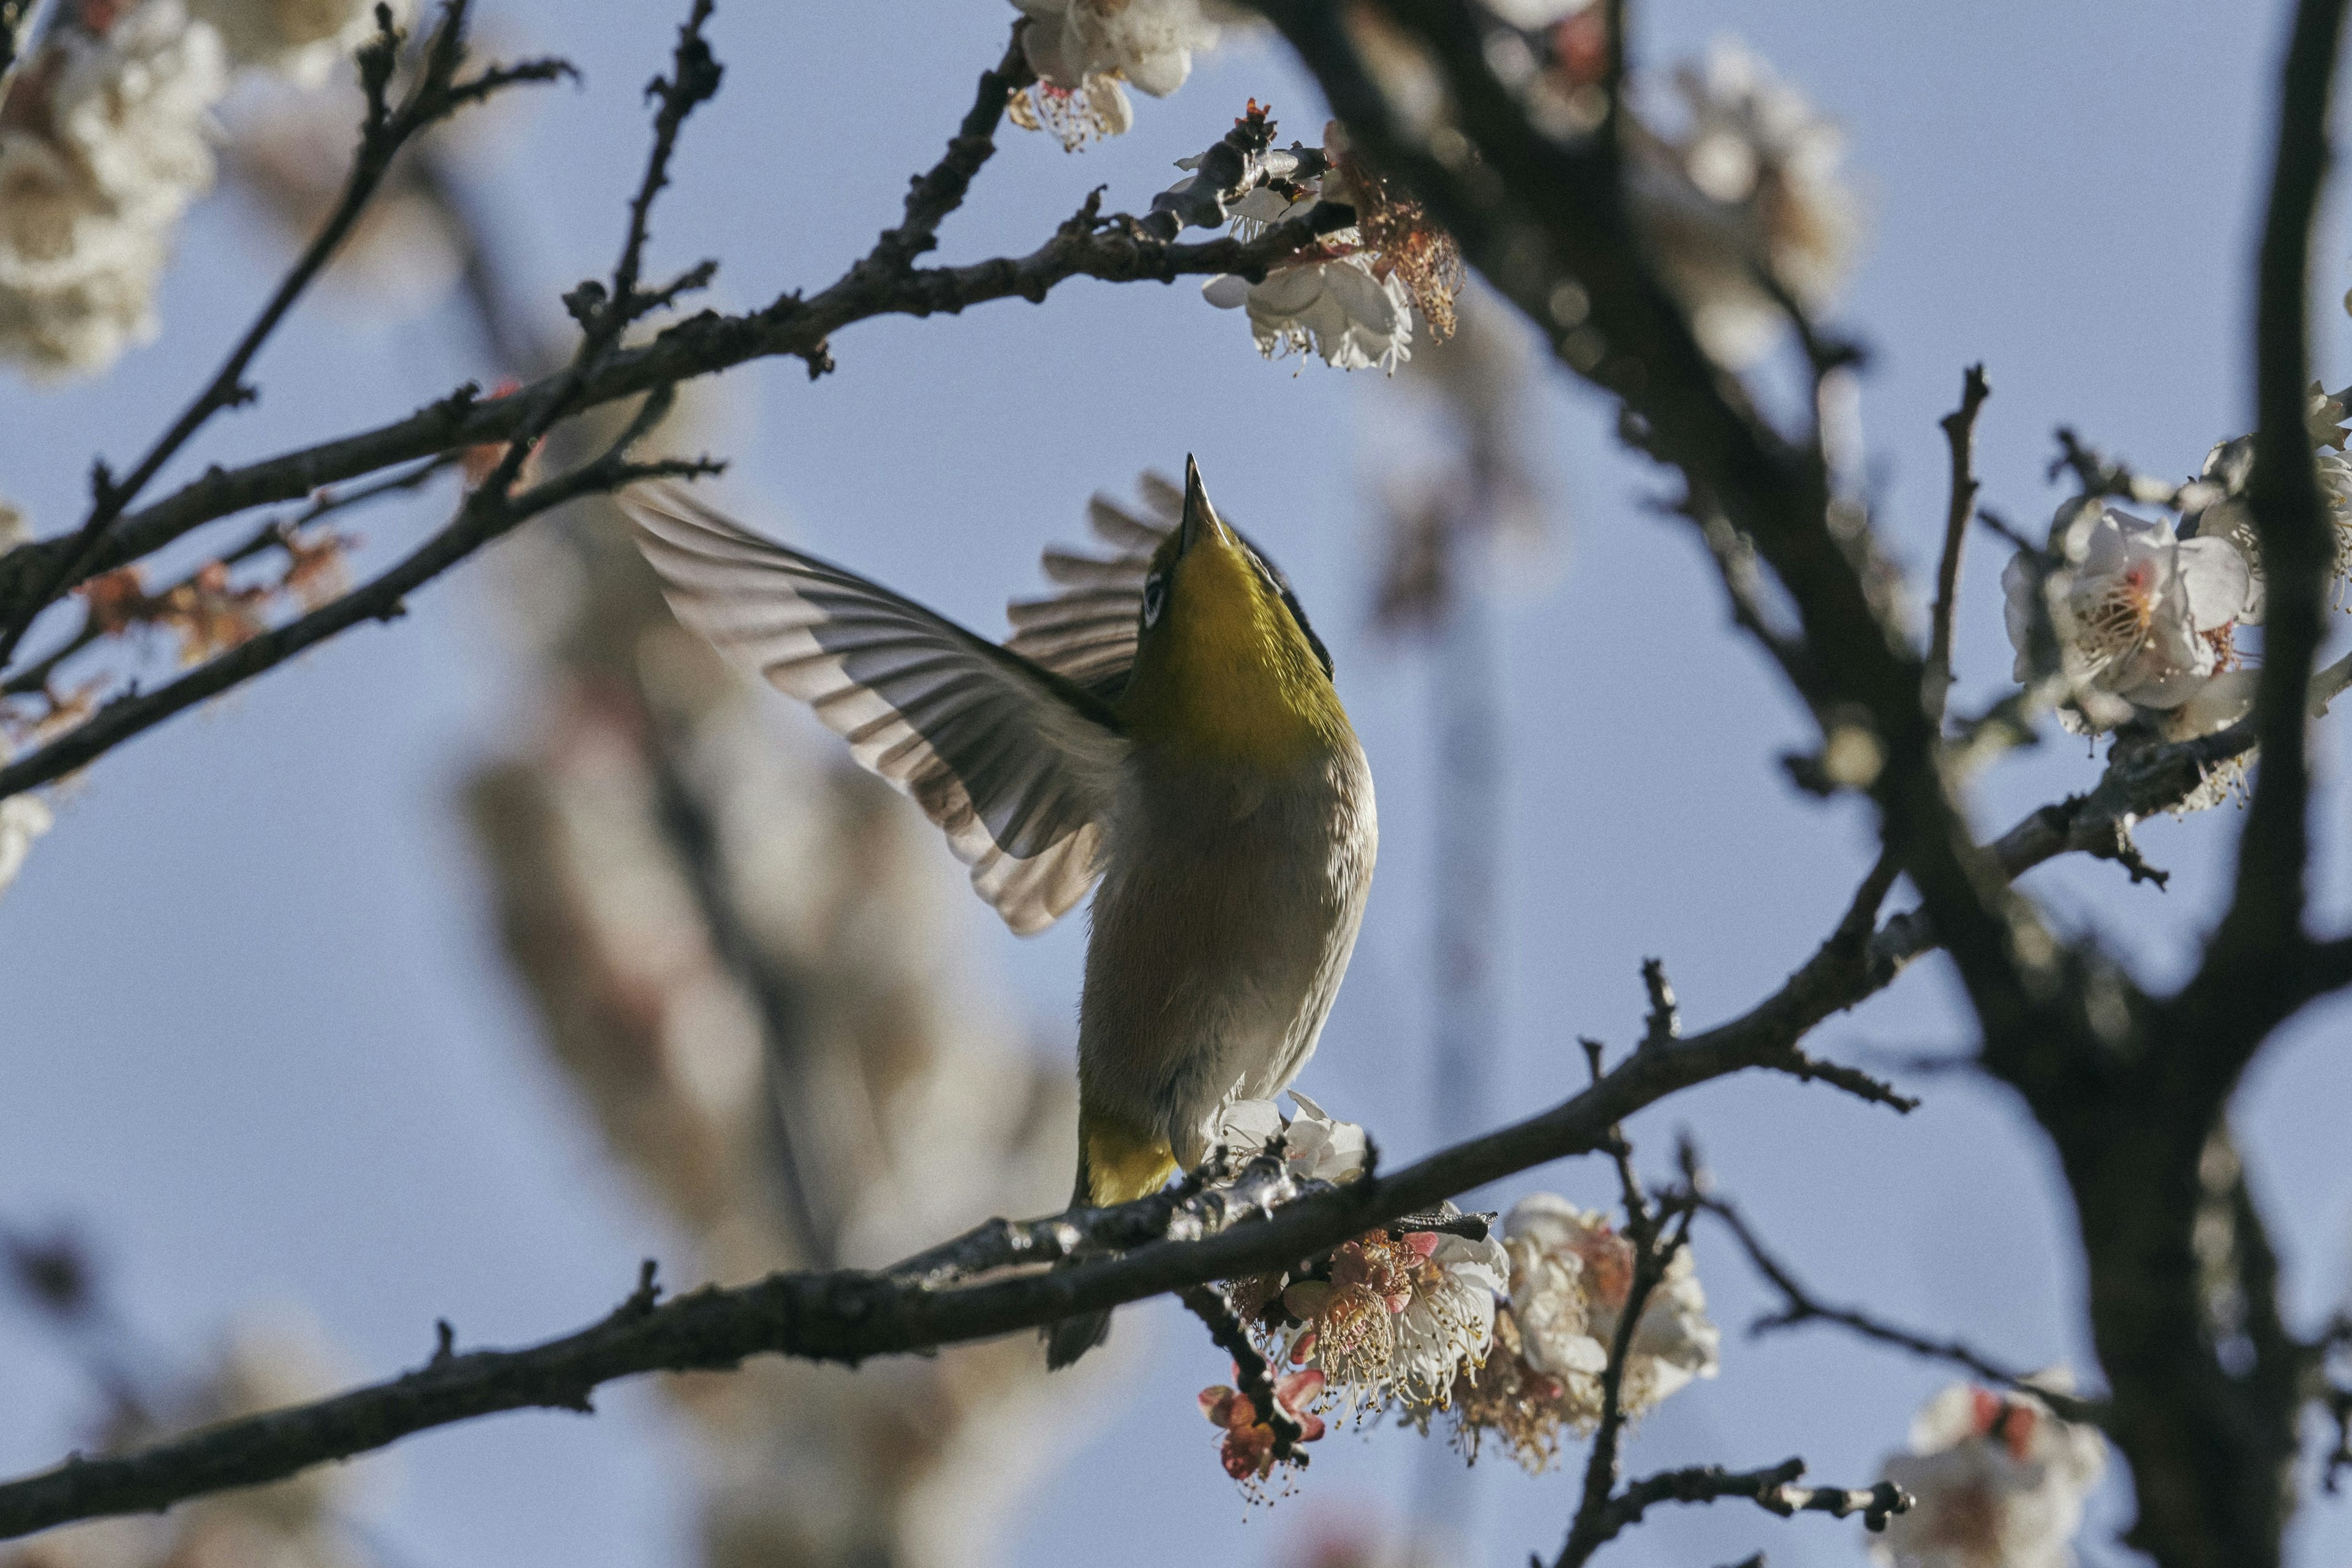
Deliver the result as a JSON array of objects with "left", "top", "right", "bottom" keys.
[{"left": 622, "top": 459, "right": 1376, "bottom": 1366}]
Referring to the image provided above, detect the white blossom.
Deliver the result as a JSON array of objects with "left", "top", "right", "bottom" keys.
[
  {"left": 1484, "top": 0, "right": 1596, "bottom": 27},
  {"left": 2002, "top": 501, "right": 2250, "bottom": 733},
  {"left": 0, "top": 1, "right": 228, "bottom": 375},
  {"left": 1012, "top": 0, "right": 1218, "bottom": 98},
  {"left": 1210, "top": 1090, "right": 1370, "bottom": 1185},
  {"left": 189, "top": 0, "right": 404, "bottom": 87},
  {"left": 1628, "top": 38, "right": 1858, "bottom": 366},
  {"left": 1500, "top": 1193, "right": 1719, "bottom": 1423},
  {"left": 1202, "top": 254, "right": 1414, "bottom": 372},
  {"left": 0, "top": 791, "right": 53, "bottom": 903},
  {"left": 1283, "top": 1207, "right": 1507, "bottom": 1412},
  {"left": 1007, "top": 0, "right": 1219, "bottom": 145},
  {"left": 1872, "top": 1381, "right": 2106, "bottom": 1568}
]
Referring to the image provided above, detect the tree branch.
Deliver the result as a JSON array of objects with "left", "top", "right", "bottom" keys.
[
  {"left": 1702, "top": 1191, "right": 2108, "bottom": 1426},
  {"left": 1926, "top": 364, "right": 1990, "bottom": 722},
  {"left": 0, "top": 0, "right": 571, "bottom": 673},
  {"left": 1564, "top": 1457, "right": 1907, "bottom": 1562},
  {"left": 0, "top": 862, "right": 1960, "bottom": 1540}
]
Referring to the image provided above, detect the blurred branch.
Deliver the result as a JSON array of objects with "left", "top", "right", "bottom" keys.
[
  {"left": 1702, "top": 1191, "right": 2108, "bottom": 1426},
  {"left": 1925, "top": 364, "right": 1989, "bottom": 722},
  {"left": 0, "top": 0, "right": 573, "bottom": 673}
]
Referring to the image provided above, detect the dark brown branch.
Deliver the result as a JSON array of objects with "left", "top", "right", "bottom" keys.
[
  {"left": 1565, "top": 1458, "right": 1908, "bottom": 1561},
  {"left": 2183, "top": 0, "right": 2351, "bottom": 1051},
  {"left": 0, "top": 1, "right": 571, "bottom": 673},
  {"left": 0, "top": 869, "right": 1951, "bottom": 1541},
  {"left": 1178, "top": 1286, "right": 1303, "bottom": 1460},
  {"left": 1703, "top": 1191, "right": 2108, "bottom": 1427},
  {"left": 0, "top": 57, "right": 1339, "bottom": 651},
  {"left": 1558, "top": 1198, "right": 1697, "bottom": 1567},
  {"left": 1926, "top": 364, "right": 1989, "bottom": 722}
]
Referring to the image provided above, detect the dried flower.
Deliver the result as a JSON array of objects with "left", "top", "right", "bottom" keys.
[
  {"left": 1627, "top": 39, "right": 1858, "bottom": 366},
  {"left": 1442, "top": 1305, "right": 1571, "bottom": 1471},
  {"left": 277, "top": 526, "right": 352, "bottom": 611},
  {"left": 1872, "top": 1381, "right": 2105, "bottom": 1568}
]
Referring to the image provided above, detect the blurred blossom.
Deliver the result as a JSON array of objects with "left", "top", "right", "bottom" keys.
[
  {"left": 0, "top": 1307, "right": 380, "bottom": 1568},
  {"left": 1871, "top": 1381, "right": 2105, "bottom": 1568},
  {"left": 222, "top": 72, "right": 465, "bottom": 311},
  {"left": 2001, "top": 500, "right": 2249, "bottom": 736},
  {"left": 1627, "top": 38, "right": 1860, "bottom": 367},
  {"left": 467, "top": 446, "right": 1125, "bottom": 1566},
  {"left": 189, "top": 0, "right": 402, "bottom": 87},
  {"left": 1505, "top": 1196, "right": 1715, "bottom": 1415},
  {"left": 0, "top": 0, "right": 228, "bottom": 375},
  {"left": 0, "top": 788, "right": 54, "bottom": 902},
  {"left": 1006, "top": 0, "right": 1220, "bottom": 146}
]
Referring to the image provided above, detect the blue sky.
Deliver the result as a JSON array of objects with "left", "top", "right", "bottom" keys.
[{"left": 2, "top": 2, "right": 2350, "bottom": 1566}]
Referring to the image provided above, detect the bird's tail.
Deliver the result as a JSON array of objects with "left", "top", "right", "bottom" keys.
[{"left": 1043, "top": 1118, "right": 1177, "bottom": 1370}]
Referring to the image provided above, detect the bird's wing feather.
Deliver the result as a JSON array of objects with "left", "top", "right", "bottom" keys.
[
  {"left": 625, "top": 484, "right": 1128, "bottom": 936},
  {"left": 1005, "top": 476, "right": 1180, "bottom": 701}
]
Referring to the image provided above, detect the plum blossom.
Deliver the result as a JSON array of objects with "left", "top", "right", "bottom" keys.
[
  {"left": 188, "top": 0, "right": 405, "bottom": 86},
  {"left": 1280, "top": 1208, "right": 1507, "bottom": 1412},
  {"left": 2178, "top": 386, "right": 2352, "bottom": 620},
  {"left": 0, "top": 789, "right": 53, "bottom": 903},
  {"left": 1210, "top": 1091, "right": 1370, "bottom": 1185},
  {"left": 1627, "top": 39, "right": 1859, "bottom": 366},
  {"left": 1501, "top": 1194, "right": 1717, "bottom": 1421},
  {"left": 0, "top": 0, "right": 228, "bottom": 375},
  {"left": 2002, "top": 501, "right": 2250, "bottom": 734},
  {"left": 1007, "top": 0, "right": 1221, "bottom": 147},
  {"left": 1198, "top": 1365, "right": 1326, "bottom": 1492},
  {"left": 1204, "top": 254, "right": 1414, "bottom": 372},
  {"left": 1872, "top": 1381, "right": 2105, "bottom": 1568}
]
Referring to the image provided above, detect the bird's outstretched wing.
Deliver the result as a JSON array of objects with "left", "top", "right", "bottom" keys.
[
  {"left": 625, "top": 484, "right": 1129, "bottom": 936},
  {"left": 1006, "top": 473, "right": 1180, "bottom": 701}
]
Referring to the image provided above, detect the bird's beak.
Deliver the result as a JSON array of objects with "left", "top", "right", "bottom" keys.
[{"left": 1178, "top": 454, "right": 1229, "bottom": 557}]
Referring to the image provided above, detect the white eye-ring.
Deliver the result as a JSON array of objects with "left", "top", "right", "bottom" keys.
[{"left": 1141, "top": 573, "right": 1167, "bottom": 628}]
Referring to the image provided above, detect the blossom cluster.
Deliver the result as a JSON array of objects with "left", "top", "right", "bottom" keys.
[
  {"left": 1189, "top": 1096, "right": 1718, "bottom": 1491},
  {"left": 1999, "top": 385, "right": 2352, "bottom": 801},
  {"left": 0, "top": 0, "right": 406, "bottom": 377},
  {"left": 1872, "top": 1381, "right": 2106, "bottom": 1568}
]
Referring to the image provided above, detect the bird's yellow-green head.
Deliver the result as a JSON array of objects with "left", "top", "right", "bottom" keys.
[{"left": 1115, "top": 458, "right": 1351, "bottom": 768}]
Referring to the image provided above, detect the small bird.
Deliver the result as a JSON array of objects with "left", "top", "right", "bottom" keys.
[{"left": 624, "top": 459, "right": 1376, "bottom": 1365}]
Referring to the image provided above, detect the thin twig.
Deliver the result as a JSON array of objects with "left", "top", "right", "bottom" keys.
[
  {"left": 1926, "top": 364, "right": 1989, "bottom": 723},
  {"left": 1178, "top": 1286, "right": 1304, "bottom": 1460},
  {"left": 1702, "top": 1192, "right": 2108, "bottom": 1427}
]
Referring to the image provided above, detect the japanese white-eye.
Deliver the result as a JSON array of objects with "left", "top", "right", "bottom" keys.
[{"left": 624, "top": 460, "right": 1377, "bottom": 1366}]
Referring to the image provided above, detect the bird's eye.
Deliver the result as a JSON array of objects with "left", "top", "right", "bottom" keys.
[{"left": 1141, "top": 573, "right": 1167, "bottom": 629}]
